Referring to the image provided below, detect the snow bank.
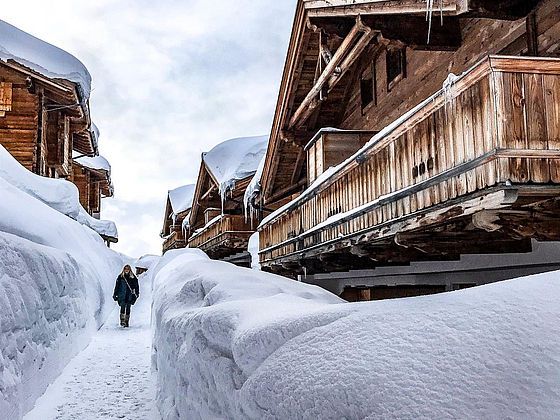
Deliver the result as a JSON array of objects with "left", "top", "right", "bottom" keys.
[
  {"left": 203, "top": 135, "right": 268, "bottom": 200},
  {"left": 0, "top": 233, "right": 90, "bottom": 419},
  {"left": 247, "top": 232, "right": 260, "bottom": 270},
  {"left": 1, "top": 144, "right": 117, "bottom": 239},
  {"left": 0, "top": 19, "right": 92, "bottom": 101},
  {"left": 135, "top": 254, "right": 161, "bottom": 270},
  {"left": 0, "top": 170, "right": 124, "bottom": 418},
  {"left": 151, "top": 250, "right": 560, "bottom": 420}
]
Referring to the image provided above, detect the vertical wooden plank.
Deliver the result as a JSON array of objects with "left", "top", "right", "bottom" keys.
[
  {"left": 401, "top": 133, "right": 412, "bottom": 215},
  {"left": 412, "top": 124, "right": 425, "bottom": 209},
  {"left": 427, "top": 115, "right": 439, "bottom": 205},
  {"left": 477, "top": 76, "right": 497, "bottom": 188},
  {"left": 308, "top": 145, "right": 316, "bottom": 184},
  {"left": 502, "top": 72, "right": 529, "bottom": 183},
  {"left": 491, "top": 71, "right": 509, "bottom": 183},
  {"left": 434, "top": 107, "right": 449, "bottom": 202},
  {"left": 383, "top": 148, "right": 391, "bottom": 221},
  {"left": 524, "top": 73, "right": 550, "bottom": 183},
  {"left": 461, "top": 87, "right": 477, "bottom": 193},
  {"left": 543, "top": 75, "right": 560, "bottom": 182},
  {"left": 395, "top": 136, "right": 404, "bottom": 217},
  {"left": 406, "top": 131, "right": 418, "bottom": 212},
  {"left": 451, "top": 87, "right": 468, "bottom": 197},
  {"left": 389, "top": 141, "right": 398, "bottom": 218}
]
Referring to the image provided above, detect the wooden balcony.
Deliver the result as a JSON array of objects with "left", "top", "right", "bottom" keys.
[
  {"left": 259, "top": 56, "right": 560, "bottom": 276},
  {"left": 188, "top": 214, "right": 255, "bottom": 260},
  {"left": 162, "top": 225, "right": 186, "bottom": 253}
]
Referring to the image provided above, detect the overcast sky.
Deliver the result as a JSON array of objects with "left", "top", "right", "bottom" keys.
[{"left": 3, "top": 0, "right": 296, "bottom": 257}]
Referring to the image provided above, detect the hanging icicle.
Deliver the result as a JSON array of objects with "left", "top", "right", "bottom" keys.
[{"left": 426, "top": 0, "right": 445, "bottom": 44}]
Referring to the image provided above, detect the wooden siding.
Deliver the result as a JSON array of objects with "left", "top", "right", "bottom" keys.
[
  {"left": 188, "top": 215, "right": 255, "bottom": 259},
  {"left": 259, "top": 56, "right": 560, "bottom": 266},
  {"left": 0, "top": 66, "right": 39, "bottom": 173}
]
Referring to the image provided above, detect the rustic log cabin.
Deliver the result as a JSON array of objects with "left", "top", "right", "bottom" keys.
[
  {"left": 0, "top": 20, "right": 98, "bottom": 178},
  {"left": 187, "top": 135, "right": 268, "bottom": 266},
  {"left": 161, "top": 184, "right": 195, "bottom": 253},
  {"left": 253, "top": 0, "right": 560, "bottom": 297}
]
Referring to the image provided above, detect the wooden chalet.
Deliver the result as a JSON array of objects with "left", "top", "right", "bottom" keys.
[
  {"left": 255, "top": 0, "right": 560, "bottom": 285},
  {"left": 71, "top": 154, "right": 114, "bottom": 217},
  {"left": 0, "top": 59, "right": 97, "bottom": 179},
  {"left": 161, "top": 184, "right": 195, "bottom": 253},
  {"left": 187, "top": 136, "right": 268, "bottom": 266}
]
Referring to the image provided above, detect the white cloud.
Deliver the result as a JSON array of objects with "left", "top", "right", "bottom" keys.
[{"left": 3, "top": 0, "right": 296, "bottom": 257}]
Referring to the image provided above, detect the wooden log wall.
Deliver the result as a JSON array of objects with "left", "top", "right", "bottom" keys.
[
  {"left": 0, "top": 66, "right": 39, "bottom": 173},
  {"left": 259, "top": 57, "right": 560, "bottom": 263},
  {"left": 71, "top": 166, "right": 91, "bottom": 212}
]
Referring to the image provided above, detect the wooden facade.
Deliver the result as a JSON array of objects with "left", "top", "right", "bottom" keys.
[
  {"left": 70, "top": 159, "right": 113, "bottom": 218},
  {"left": 0, "top": 60, "right": 97, "bottom": 178},
  {"left": 255, "top": 0, "right": 560, "bottom": 278},
  {"left": 161, "top": 186, "right": 195, "bottom": 254},
  {"left": 187, "top": 158, "right": 258, "bottom": 265}
]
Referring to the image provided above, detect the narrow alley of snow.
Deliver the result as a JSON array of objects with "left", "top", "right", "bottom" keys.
[{"left": 23, "top": 274, "right": 160, "bottom": 420}]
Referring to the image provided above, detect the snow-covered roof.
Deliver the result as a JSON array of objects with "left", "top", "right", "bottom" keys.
[
  {"left": 168, "top": 184, "right": 196, "bottom": 216},
  {"left": 203, "top": 135, "right": 268, "bottom": 197},
  {"left": 0, "top": 19, "right": 92, "bottom": 102},
  {"left": 74, "top": 154, "right": 111, "bottom": 173}
]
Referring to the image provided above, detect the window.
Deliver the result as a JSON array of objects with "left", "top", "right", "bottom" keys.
[
  {"left": 386, "top": 46, "right": 406, "bottom": 91},
  {"left": 360, "top": 64, "right": 376, "bottom": 112}
]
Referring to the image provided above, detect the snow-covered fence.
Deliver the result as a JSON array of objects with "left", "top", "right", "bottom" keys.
[{"left": 151, "top": 249, "right": 560, "bottom": 419}]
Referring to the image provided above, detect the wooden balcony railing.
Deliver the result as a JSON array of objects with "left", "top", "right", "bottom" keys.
[
  {"left": 162, "top": 225, "right": 186, "bottom": 253},
  {"left": 259, "top": 55, "right": 560, "bottom": 266},
  {"left": 188, "top": 214, "right": 254, "bottom": 257}
]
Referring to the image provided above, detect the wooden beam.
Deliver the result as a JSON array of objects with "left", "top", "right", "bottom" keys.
[
  {"left": 291, "top": 148, "right": 307, "bottom": 184},
  {"left": 288, "top": 16, "right": 369, "bottom": 130},
  {"left": 328, "top": 30, "right": 379, "bottom": 92},
  {"left": 305, "top": 0, "right": 459, "bottom": 18},
  {"left": 310, "top": 15, "right": 462, "bottom": 49}
]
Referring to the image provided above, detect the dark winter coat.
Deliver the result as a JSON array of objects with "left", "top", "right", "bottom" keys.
[{"left": 113, "top": 273, "right": 139, "bottom": 305}]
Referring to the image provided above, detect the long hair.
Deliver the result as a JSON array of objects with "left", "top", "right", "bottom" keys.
[{"left": 120, "top": 264, "right": 136, "bottom": 278}]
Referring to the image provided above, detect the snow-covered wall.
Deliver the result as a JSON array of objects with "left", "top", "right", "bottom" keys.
[
  {"left": 0, "top": 233, "right": 91, "bottom": 419},
  {"left": 0, "top": 161, "right": 125, "bottom": 418},
  {"left": 151, "top": 249, "right": 560, "bottom": 420}
]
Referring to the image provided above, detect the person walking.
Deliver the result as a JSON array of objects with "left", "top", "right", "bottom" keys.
[{"left": 112, "top": 265, "right": 139, "bottom": 327}]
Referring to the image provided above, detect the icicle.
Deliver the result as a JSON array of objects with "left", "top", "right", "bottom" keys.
[
  {"left": 442, "top": 73, "right": 459, "bottom": 122},
  {"left": 426, "top": 0, "right": 434, "bottom": 44},
  {"left": 426, "top": 0, "right": 444, "bottom": 44}
]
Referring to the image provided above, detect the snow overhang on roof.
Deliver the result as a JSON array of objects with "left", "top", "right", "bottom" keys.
[
  {"left": 168, "top": 184, "right": 196, "bottom": 217},
  {"left": 0, "top": 19, "right": 92, "bottom": 107},
  {"left": 203, "top": 135, "right": 269, "bottom": 198}
]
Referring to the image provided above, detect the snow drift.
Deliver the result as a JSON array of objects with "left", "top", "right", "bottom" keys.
[
  {"left": 151, "top": 249, "right": 560, "bottom": 420},
  {"left": 0, "top": 154, "right": 125, "bottom": 419}
]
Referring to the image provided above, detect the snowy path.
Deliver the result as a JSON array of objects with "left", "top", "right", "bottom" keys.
[{"left": 23, "top": 276, "right": 160, "bottom": 420}]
